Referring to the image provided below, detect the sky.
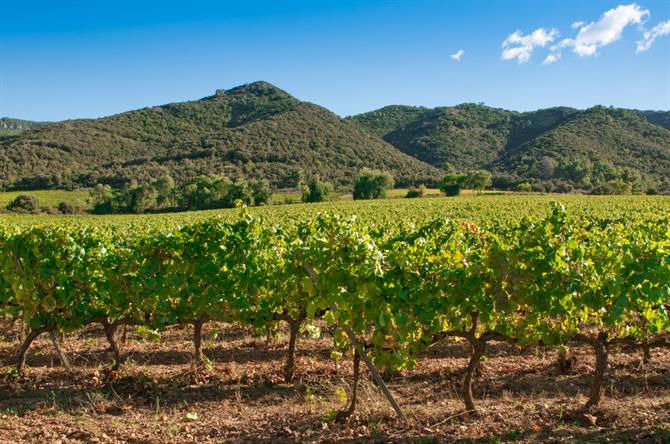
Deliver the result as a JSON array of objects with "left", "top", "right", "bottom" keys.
[{"left": 1, "top": 0, "right": 669, "bottom": 121}]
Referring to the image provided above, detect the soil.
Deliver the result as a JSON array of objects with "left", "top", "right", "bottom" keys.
[{"left": 0, "top": 321, "right": 668, "bottom": 443}]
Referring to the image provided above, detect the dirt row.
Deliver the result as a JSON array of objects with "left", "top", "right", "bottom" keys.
[{"left": 0, "top": 322, "right": 669, "bottom": 443}]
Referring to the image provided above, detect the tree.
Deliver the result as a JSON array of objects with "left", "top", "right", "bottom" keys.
[
  {"left": 286, "top": 168, "right": 304, "bottom": 188},
  {"left": 538, "top": 156, "right": 557, "bottom": 179},
  {"left": 462, "top": 170, "right": 492, "bottom": 192},
  {"left": 301, "top": 177, "right": 334, "bottom": 203},
  {"left": 154, "top": 175, "right": 175, "bottom": 207},
  {"left": 353, "top": 169, "right": 394, "bottom": 200},
  {"left": 225, "top": 181, "right": 254, "bottom": 207},
  {"left": 248, "top": 179, "right": 272, "bottom": 205},
  {"left": 126, "top": 184, "right": 158, "bottom": 214},
  {"left": 439, "top": 174, "right": 465, "bottom": 196},
  {"left": 178, "top": 175, "right": 232, "bottom": 210},
  {"left": 89, "top": 184, "right": 115, "bottom": 214}
]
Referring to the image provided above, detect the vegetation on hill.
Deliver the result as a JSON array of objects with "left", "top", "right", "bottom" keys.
[
  {"left": 0, "top": 117, "right": 43, "bottom": 136},
  {"left": 4, "top": 83, "right": 669, "bottom": 196},
  {"left": 351, "top": 104, "right": 513, "bottom": 172},
  {"left": 495, "top": 106, "right": 670, "bottom": 193},
  {"left": 350, "top": 105, "right": 670, "bottom": 193},
  {"left": 0, "top": 82, "right": 440, "bottom": 191},
  {"left": 637, "top": 110, "right": 670, "bottom": 131}
]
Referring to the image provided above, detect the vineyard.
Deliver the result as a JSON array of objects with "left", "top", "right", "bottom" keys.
[
  {"left": 3, "top": 193, "right": 670, "bottom": 228},
  {"left": 0, "top": 196, "right": 669, "bottom": 442}
]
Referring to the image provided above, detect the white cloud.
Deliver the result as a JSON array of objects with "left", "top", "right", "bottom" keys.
[
  {"left": 559, "top": 4, "right": 649, "bottom": 57},
  {"left": 636, "top": 19, "right": 670, "bottom": 52},
  {"left": 571, "top": 21, "right": 584, "bottom": 29},
  {"left": 501, "top": 28, "right": 559, "bottom": 63},
  {"left": 451, "top": 49, "right": 465, "bottom": 61},
  {"left": 543, "top": 53, "right": 561, "bottom": 64}
]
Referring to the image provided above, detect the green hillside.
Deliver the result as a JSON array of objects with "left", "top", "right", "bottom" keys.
[
  {"left": 0, "top": 117, "right": 43, "bottom": 136},
  {"left": 350, "top": 104, "right": 670, "bottom": 192},
  {"left": 4, "top": 83, "right": 670, "bottom": 194},
  {"left": 638, "top": 110, "right": 670, "bottom": 131},
  {"left": 0, "top": 82, "right": 441, "bottom": 190}
]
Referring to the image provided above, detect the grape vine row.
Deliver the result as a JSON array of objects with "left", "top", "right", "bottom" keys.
[{"left": 1, "top": 204, "right": 668, "bottom": 416}]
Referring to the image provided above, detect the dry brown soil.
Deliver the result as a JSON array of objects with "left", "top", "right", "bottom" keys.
[{"left": 0, "top": 322, "right": 668, "bottom": 443}]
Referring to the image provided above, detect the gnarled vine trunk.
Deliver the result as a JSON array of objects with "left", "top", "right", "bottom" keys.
[
  {"left": 16, "top": 327, "right": 48, "bottom": 376},
  {"left": 193, "top": 317, "right": 206, "bottom": 365},
  {"left": 335, "top": 348, "right": 361, "bottom": 422},
  {"left": 18, "top": 312, "right": 26, "bottom": 343},
  {"left": 49, "top": 330, "right": 72, "bottom": 371},
  {"left": 463, "top": 338, "right": 486, "bottom": 413},
  {"left": 642, "top": 341, "right": 651, "bottom": 365},
  {"left": 557, "top": 346, "right": 576, "bottom": 373},
  {"left": 121, "top": 324, "right": 128, "bottom": 345},
  {"left": 284, "top": 318, "right": 301, "bottom": 382},
  {"left": 102, "top": 321, "right": 123, "bottom": 369},
  {"left": 585, "top": 332, "right": 608, "bottom": 410}
]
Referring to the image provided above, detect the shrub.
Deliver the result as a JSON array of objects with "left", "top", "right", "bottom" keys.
[
  {"left": 6, "top": 195, "right": 40, "bottom": 213},
  {"left": 516, "top": 183, "right": 532, "bottom": 192},
  {"left": 405, "top": 187, "right": 424, "bottom": 198},
  {"left": 591, "top": 179, "right": 632, "bottom": 195},
  {"left": 554, "top": 182, "right": 574, "bottom": 193},
  {"left": 57, "top": 202, "right": 77, "bottom": 214}
]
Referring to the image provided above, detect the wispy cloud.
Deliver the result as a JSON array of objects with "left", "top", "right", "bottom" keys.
[
  {"left": 636, "top": 19, "right": 670, "bottom": 52},
  {"left": 556, "top": 4, "right": 649, "bottom": 57},
  {"left": 501, "top": 28, "right": 559, "bottom": 63},
  {"left": 451, "top": 49, "right": 465, "bottom": 61},
  {"left": 543, "top": 53, "right": 561, "bottom": 65}
]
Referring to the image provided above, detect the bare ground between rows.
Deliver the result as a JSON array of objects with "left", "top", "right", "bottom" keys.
[{"left": 0, "top": 322, "right": 668, "bottom": 443}]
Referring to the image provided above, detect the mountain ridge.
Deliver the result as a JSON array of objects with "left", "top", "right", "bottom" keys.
[
  {"left": 2, "top": 81, "right": 670, "bottom": 193},
  {"left": 0, "top": 81, "right": 441, "bottom": 190},
  {"left": 349, "top": 104, "right": 670, "bottom": 192}
]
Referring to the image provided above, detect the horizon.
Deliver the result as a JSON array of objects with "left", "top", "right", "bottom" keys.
[
  {"left": 3, "top": 79, "right": 670, "bottom": 123},
  {"left": 1, "top": 0, "right": 669, "bottom": 121}
]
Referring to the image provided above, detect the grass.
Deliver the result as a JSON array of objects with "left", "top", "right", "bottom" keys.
[
  {"left": 0, "top": 187, "right": 441, "bottom": 212},
  {"left": 272, "top": 188, "right": 443, "bottom": 203},
  {"left": 0, "top": 189, "right": 91, "bottom": 209}
]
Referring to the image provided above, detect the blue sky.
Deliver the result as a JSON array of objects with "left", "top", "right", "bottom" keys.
[{"left": 1, "top": 0, "right": 669, "bottom": 121}]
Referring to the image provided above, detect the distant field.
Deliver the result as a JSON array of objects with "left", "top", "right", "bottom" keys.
[
  {"left": 272, "top": 187, "right": 443, "bottom": 203},
  {"left": 0, "top": 189, "right": 91, "bottom": 209},
  {"left": 1, "top": 193, "right": 668, "bottom": 228},
  {"left": 0, "top": 187, "right": 443, "bottom": 214}
]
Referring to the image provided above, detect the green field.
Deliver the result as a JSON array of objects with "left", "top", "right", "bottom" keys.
[
  {"left": 0, "top": 187, "right": 443, "bottom": 214},
  {"left": 1, "top": 193, "right": 668, "bottom": 228},
  {"left": 0, "top": 188, "right": 91, "bottom": 209}
]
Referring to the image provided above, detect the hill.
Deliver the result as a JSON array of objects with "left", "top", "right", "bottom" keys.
[
  {"left": 0, "top": 118, "right": 43, "bottom": 136},
  {"left": 637, "top": 110, "right": 670, "bottom": 131},
  {"left": 0, "top": 82, "right": 440, "bottom": 190},
  {"left": 350, "top": 105, "right": 670, "bottom": 192}
]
